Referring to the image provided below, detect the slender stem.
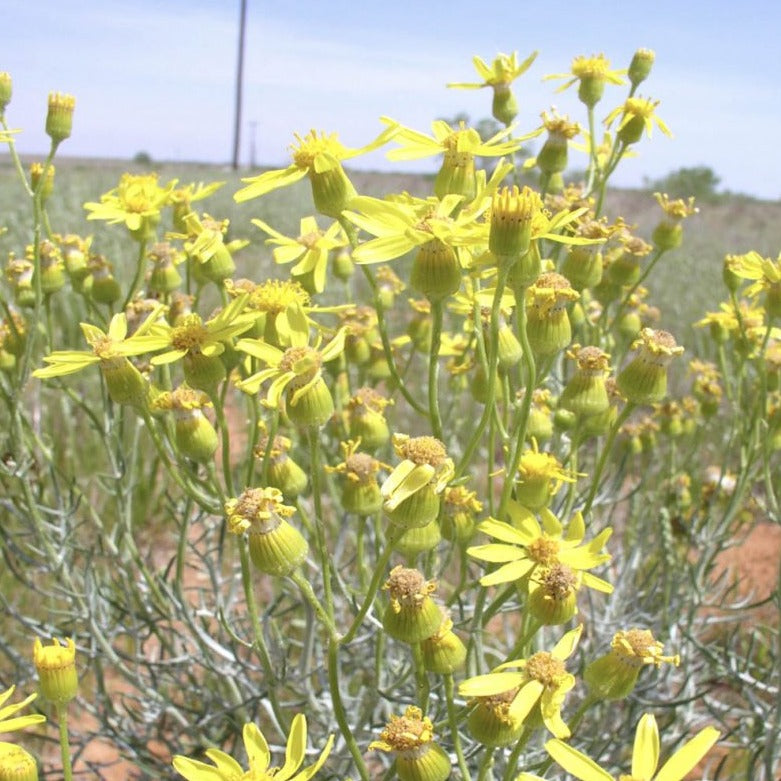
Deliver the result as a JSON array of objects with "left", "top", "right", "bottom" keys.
[
  {"left": 289, "top": 569, "right": 339, "bottom": 641},
  {"left": 341, "top": 528, "right": 399, "bottom": 644},
  {"left": 211, "top": 388, "right": 235, "bottom": 496},
  {"left": 308, "top": 429, "right": 335, "bottom": 620},
  {"left": 428, "top": 299, "right": 445, "bottom": 441},
  {"left": 498, "top": 284, "right": 535, "bottom": 516},
  {"left": 476, "top": 746, "right": 495, "bottom": 781},
  {"left": 410, "top": 642, "right": 430, "bottom": 714},
  {"left": 582, "top": 402, "right": 635, "bottom": 515},
  {"left": 456, "top": 265, "right": 510, "bottom": 477},
  {"left": 56, "top": 703, "right": 74, "bottom": 781},
  {"left": 328, "top": 637, "right": 371, "bottom": 781},
  {"left": 444, "top": 673, "right": 471, "bottom": 781},
  {"left": 237, "top": 536, "right": 289, "bottom": 732},
  {"left": 122, "top": 239, "right": 148, "bottom": 310},
  {"left": 501, "top": 727, "right": 532, "bottom": 781}
]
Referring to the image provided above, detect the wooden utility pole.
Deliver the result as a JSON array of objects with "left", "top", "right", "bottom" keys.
[{"left": 231, "top": 0, "right": 248, "bottom": 169}]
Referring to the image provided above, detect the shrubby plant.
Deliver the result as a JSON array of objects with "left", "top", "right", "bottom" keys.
[{"left": 0, "top": 48, "right": 778, "bottom": 781}]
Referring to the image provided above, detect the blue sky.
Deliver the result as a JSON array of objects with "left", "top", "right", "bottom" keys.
[{"left": 3, "top": 1, "right": 780, "bottom": 199}]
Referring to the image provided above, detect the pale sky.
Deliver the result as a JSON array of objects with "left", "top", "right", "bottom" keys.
[{"left": 3, "top": 0, "right": 780, "bottom": 199}]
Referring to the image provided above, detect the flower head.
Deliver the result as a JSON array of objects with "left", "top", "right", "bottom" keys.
[
  {"left": 468, "top": 504, "right": 612, "bottom": 592},
  {"left": 235, "top": 127, "right": 397, "bottom": 216},
  {"left": 33, "top": 637, "right": 78, "bottom": 705},
  {"left": 544, "top": 712, "right": 719, "bottom": 781},
  {"left": 252, "top": 216, "right": 347, "bottom": 294},
  {"left": 606, "top": 97, "right": 672, "bottom": 145},
  {"left": 545, "top": 54, "right": 626, "bottom": 106},
  {"left": 173, "top": 713, "right": 333, "bottom": 781},
  {"left": 459, "top": 626, "right": 582, "bottom": 738},
  {"left": 448, "top": 51, "right": 538, "bottom": 90},
  {"left": 84, "top": 173, "right": 175, "bottom": 235}
]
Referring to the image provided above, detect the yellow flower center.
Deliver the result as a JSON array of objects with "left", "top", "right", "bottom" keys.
[
  {"left": 527, "top": 536, "right": 561, "bottom": 566},
  {"left": 519, "top": 450, "right": 564, "bottom": 480},
  {"left": 345, "top": 452, "right": 380, "bottom": 482},
  {"left": 279, "top": 345, "right": 321, "bottom": 376},
  {"left": 571, "top": 54, "right": 611, "bottom": 79},
  {"left": 395, "top": 435, "right": 448, "bottom": 466},
  {"left": 540, "top": 564, "right": 577, "bottom": 599},
  {"left": 478, "top": 687, "right": 520, "bottom": 724},
  {"left": 377, "top": 706, "right": 435, "bottom": 752},
  {"left": 291, "top": 130, "right": 346, "bottom": 168},
  {"left": 384, "top": 566, "right": 437, "bottom": 608},
  {"left": 226, "top": 487, "right": 295, "bottom": 535},
  {"left": 348, "top": 386, "right": 389, "bottom": 413},
  {"left": 249, "top": 279, "right": 310, "bottom": 313},
  {"left": 525, "top": 651, "right": 566, "bottom": 687},
  {"left": 623, "top": 96, "right": 659, "bottom": 119},
  {"left": 171, "top": 315, "right": 209, "bottom": 351}
]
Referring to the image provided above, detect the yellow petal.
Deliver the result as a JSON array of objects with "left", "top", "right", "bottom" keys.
[
  {"left": 552, "top": 624, "right": 583, "bottom": 660},
  {"left": 234, "top": 165, "right": 307, "bottom": 202},
  {"left": 509, "top": 680, "right": 544, "bottom": 722},
  {"left": 278, "top": 713, "right": 306, "bottom": 778},
  {"left": 544, "top": 739, "right": 614, "bottom": 781},
  {"left": 466, "top": 543, "right": 523, "bottom": 563},
  {"left": 479, "top": 558, "right": 534, "bottom": 587},
  {"left": 632, "top": 714, "right": 660, "bottom": 779},
  {"left": 653, "top": 726, "right": 720, "bottom": 781},
  {"left": 458, "top": 671, "right": 525, "bottom": 698},
  {"left": 243, "top": 722, "right": 270, "bottom": 772}
]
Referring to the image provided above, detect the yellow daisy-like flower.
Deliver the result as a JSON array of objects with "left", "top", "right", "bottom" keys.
[
  {"left": 251, "top": 216, "right": 347, "bottom": 294},
  {"left": 545, "top": 54, "right": 626, "bottom": 106},
  {"left": 84, "top": 172, "right": 176, "bottom": 233},
  {"left": 459, "top": 625, "right": 582, "bottom": 738},
  {"left": 140, "top": 293, "right": 255, "bottom": 366},
  {"left": 0, "top": 686, "right": 45, "bottom": 735},
  {"left": 467, "top": 503, "right": 612, "bottom": 590},
  {"left": 448, "top": 51, "right": 538, "bottom": 90},
  {"left": 344, "top": 192, "right": 487, "bottom": 266},
  {"left": 728, "top": 250, "right": 781, "bottom": 299},
  {"left": 382, "top": 117, "right": 530, "bottom": 162},
  {"left": 448, "top": 51, "right": 539, "bottom": 126},
  {"left": 236, "top": 329, "right": 346, "bottom": 426},
  {"left": 382, "top": 434, "right": 455, "bottom": 513},
  {"left": 33, "top": 310, "right": 161, "bottom": 379},
  {"left": 605, "top": 97, "right": 672, "bottom": 144},
  {"left": 234, "top": 126, "right": 397, "bottom": 217},
  {"left": 173, "top": 713, "right": 333, "bottom": 781},
  {"left": 540, "top": 713, "right": 720, "bottom": 781}
]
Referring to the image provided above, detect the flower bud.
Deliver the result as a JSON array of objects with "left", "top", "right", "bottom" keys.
[
  {"left": 33, "top": 637, "right": 78, "bottom": 705},
  {"left": 529, "top": 564, "right": 579, "bottom": 625},
  {"left": 382, "top": 566, "right": 442, "bottom": 643},
  {"left": 29, "top": 163, "right": 54, "bottom": 203},
  {"left": 617, "top": 328, "right": 683, "bottom": 404},
  {"left": 410, "top": 239, "right": 462, "bottom": 302},
  {"left": 559, "top": 345, "right": 611, "bottom": 418},
  {"left": 332, "top": 247, "right": 354, "bottom": 281},
  {"left": 489, "top": 186, "right": 542, "bottom": 262},
  {"left": 467, "top": 688, "right": 524, "bottom": 747},
  {"left": 0, "top": 73, "right": 12, "bottom": 113},
  {"left": 45, "top": 93, "right": 75, "bottom": 143},
  {"left": 421, "top": 617, "right": 467, "bottom": 674},
  {"left": 628, "top": 48, "right": 655, "bottom": 87},
  {"left": 226, "top": 487, "right": 308, "bottom": 576},
  {"left": 492, "top": 83, "right": 518, "bottom": 126},
  {"left": 526, "top": 272, "right": 579, "bottom": 356}
]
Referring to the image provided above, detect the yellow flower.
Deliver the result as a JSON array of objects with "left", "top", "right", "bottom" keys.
[
  {"left": 0, "top": 686, "right": 45, "bottom": 735},
  {"left": 234, "top": 126, "right": 397, "bottom": 216},
  {"left": 382, "top": 117, "right": 529, "bottom": 162},
  {"left": 728, "top": 250, "right": 781, "bottom": 299},
  {"left": 33, "top": 637, "right": 78, "bottom": 705},
  {"left": 459, "top": 625, "right": 582, "bottom": 738},
  {"left": 448, "top": 51, "right": 538, "bottom": 126},
  {"left": 84, "top": 173, "right": 176, "bottom": 234},
  {"left": 33, "top": 310, "right": 161, "bottom": 379},
  {"left": 543, "top": 712, "right": 720, "bottom": 781},
  {"left": 140, "top": 294, "right": 255, "bottom": 367},
  {"left": 467, "top": 503, "right": 612, "bottom": 590},
  {"left": 605, "top": 97, "right": 672, "bottom": 143},
  {"left": 173, "top": 713, "right": 333, "bottom": 781},
  {"left": 344, "top": 192, "right": 487, "bottom": 266},
  {"left": 544, "top": 54, "right": 626, "bottom": 106},
  {"left": 448, "top": 51, "right": 538, "bottom": 90},
  {"left": 370, "top": 706, "right": 451, "bottom": 781},
  {"left": 252, "top": 216, "right": 347, "bottom": 294},
  {"left": 236, "top": 329, "right": 346, "bottom": 426}
]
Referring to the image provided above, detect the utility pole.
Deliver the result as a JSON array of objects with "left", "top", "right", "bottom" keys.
[
  {"left": 231, "top": 0, "right": 248, "bottom": 169},
  {"left": 249, "top": 121, "right": 258, "bottom": 168}
]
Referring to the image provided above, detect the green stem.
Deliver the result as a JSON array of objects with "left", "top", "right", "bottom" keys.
[
  {"left": 122, "top": 239, "right": 148, "bottom": 310},
  {"left": 211, "top": 388, "right": 235, "bottom": 496},
  {"left": 476, "top": 746, "right": 495, "bottom": 781},
  {"left": 498, "top": 284, "right": 536, "bottom": 517},
  {"left": 428, "top": 300, "right": 445, "bottom": 441},
  {"left": 501, "top": 728, "right": 532, "bottom": 781},
  {"left": 342, "top": 528, "right": 399, "bottom": 644},
  {"left": 444, "top": 673, "right": 471, "bottom": 780},
  {"left": 328, "top": 637, "right": 371, "bottom": 781},
  {"left": 455, "top": 265, "right": 510, "bottom": 478},
  {"left": 238, "top": 536, "right": 289, "bottom": 732},
  {"left": 582, "top": 402, "right": 635, "bottom": 515},
  {"left": 289, "top": 569, "right": 339, "bottom": 641},
  {"left": 56, "top": 703, "right": 73, "bottom": 781},
  {"left": 308, "top": 429, "right": 335, "bottom": 620}
]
